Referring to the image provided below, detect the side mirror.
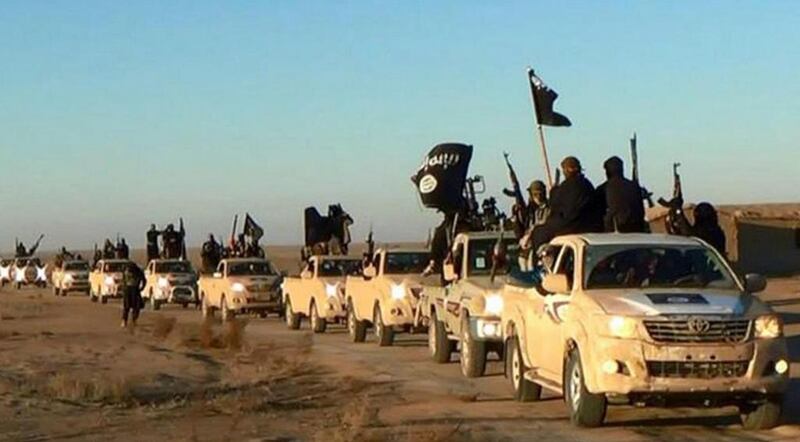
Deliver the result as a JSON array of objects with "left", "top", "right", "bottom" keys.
[
  {"left": 301, "top": 269, "right": 312, "bottom": 279},
  {"left": 363, "top": 266, "right": 377, "bottom": 278},
  {"left": 443, "top": 263, "right": 457, "bottom": 282},
  {"left": 744, "top": 273, "right": 767, "bottom": 294},
  {"left": 213, "top": 272, "right": 222, "bottom": 278},
  {"left": 542, "top": 274, "right": 569, "bottom": 294}
]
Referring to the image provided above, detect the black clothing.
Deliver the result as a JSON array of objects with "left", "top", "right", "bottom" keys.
[
  {"left": 163, "top": 230, "right": 182, "bottom": 259},
  {"left": 121, "top": 265, "right": 145, "bottom": 324},
  {"left": 116, "top": 242, "right": 129, "bottom": 259},
  {"left": 201, "top": 240, "right": 222, "bottom": 272},
  {"left": 602, "top": 176, "right": 646, "bottom": 233},
  {"left": 533, "top": 174, "right": 602, "bottom": 249},
  {"left": 146, "top": 229, "right": 161, "bottom": 261}
]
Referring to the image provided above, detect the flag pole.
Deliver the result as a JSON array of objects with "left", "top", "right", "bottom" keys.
[{"left": 527, "top": 67, "right": 554, "bottom": 189}]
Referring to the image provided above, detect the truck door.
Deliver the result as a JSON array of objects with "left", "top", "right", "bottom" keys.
[{"left": 532, "top": 245, "right": 575, "bottom": 379}]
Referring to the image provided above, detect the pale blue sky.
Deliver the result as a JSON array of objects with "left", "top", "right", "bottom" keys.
[{"left": 1, "top": 1, "right": 798, "bottom": 250}]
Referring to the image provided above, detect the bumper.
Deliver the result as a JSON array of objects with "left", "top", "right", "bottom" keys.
[
  {"left": 100, "top": 285, "right": 122, "bottom": 297},
  {"left": 586, "top": 335, "right": 789, "bottom": 396},
  {"left": 320, "top": 296, "right": 347, "bottom": 319},
  {"left": 153, "top": 285, "right": 198, "bottom": 304},
  {"left": 469, "top": 316, "right": 503, "bottom": 342},
  {"left": 62, "top": 282, "right": 89, "bottom": 292},
  {"left": 229, "top": 292, "right": 282, "bottom": 312},
  {"left": 382, "top": 301, "right": 417, "bottom": 326}
]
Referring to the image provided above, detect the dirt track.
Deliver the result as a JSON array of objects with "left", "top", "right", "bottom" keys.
[{"left": 1, "top": 277, "right": 799, "bottom": 442}]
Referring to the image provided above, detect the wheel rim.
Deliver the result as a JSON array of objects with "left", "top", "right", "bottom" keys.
[
  {"left": 512, "top": 343, "right": 521, "bottom": 390},
  {"left": 311, "top": 305, "right": 318, "bottom": 328},
  {"left": 375, "top": 308, "right": 382, "bottom": 338},
  {"left": 285, "top": 302, "right": 292, "bottom": 325},
  {"left": 461, "top": 327, "right": 471, "bottom": 369},
  {"left": 570, "top": 361, "right": 582, "bottom": 410},
  {"left": 221, "top": 299, "right": 228, "bottom": 320}
]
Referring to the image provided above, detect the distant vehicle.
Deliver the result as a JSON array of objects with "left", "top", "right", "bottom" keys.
[
  {"left": 198, "top": 258, "right": 284, "bottom": 321},
  {"left": 51, "top": 260, "right": 91, "bottom": 296},
  {"left": 418, "top": 231, "right": 516, "bottom": 378},
  {"left": 344, "top": 247, "right": 430, "bottom": 345},
  {"left": 0, "top": 258, "right": 13, "bottom": 287},
  {"left": 89, "top": 259, "right": 134, "bottom": 304},
  {"left": 142, "top": 259, "right": 198, "bottom": 310},
  {"left": 10, "top": 257, "right": 47, "bottom": 290},
  {"left": 281, "top": 255, "right": 362, "bottom": 333},
  {"left": 501, "top": 233, "right": 789, "bottom": 430}
]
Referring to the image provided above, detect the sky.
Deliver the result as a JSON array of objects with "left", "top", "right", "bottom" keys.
[{"left": 1, "top": 1, "right": 798, "bottom": 251}]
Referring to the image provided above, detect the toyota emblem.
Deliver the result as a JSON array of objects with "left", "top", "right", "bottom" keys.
[{"left": 687, "top": 317, "right": 711, "bottom": 334}]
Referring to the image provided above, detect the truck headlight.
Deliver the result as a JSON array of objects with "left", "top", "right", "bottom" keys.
[
  {"left": 391, "top": 284, "right": 406, "bottom": 301},
  {"left": 325, "top": 283, "right": 338, "bottom": 298},
  {"left": 754, "top": 315, "right": 782, "bottom": 339},
  {"left": 16, "top": 270, "right": 25, "bottom": 282},
  {"left": 64, "top": 274, "right": 73, "bottom": 283},
  {"left": 607, "top": 316, "right": 638, "bottom": 339},
  {"left": 232, "top": 282, "right": 245, "bottom": 293},
  {"left": 104, "top": 276, "right": 115, "bottom": 286},
  {"left": 484, "top": 293, "right": 504, "bottom": 316},
  {"left": 158, "top": 277, "right": 169, "bottom": 288}
]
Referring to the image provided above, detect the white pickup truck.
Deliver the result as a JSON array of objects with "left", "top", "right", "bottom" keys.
[
  {"left": 282, "top": 255, "right": 362, "bottom": 333},
  {"left": 10, "top": 257, "right": 47, "bottom": 290},
  {"left": 89, "top": 259, "right": 134, "bottom": 304},
  {"left": 198, "top": 258, "right": 284, "bottom": 321},
  {"left": 344, "top": 247, "right": 430, "bottom": 345},
  {"left": 51, "top": 260, "right": 91, "bottom": 296},
  {"left": 142, "top": 259, "right": 199, "bottom": 310}
]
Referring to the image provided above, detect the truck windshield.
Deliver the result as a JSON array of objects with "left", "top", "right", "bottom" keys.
[
  {"left": 65, "top": 262, "right": 90, "bottom": 271},
  {"left": 156, "top": 261, "right": 193, "bottom": 274},
  {"left": 385, "top": 252, "right": 430, "bottom": 274},
  {"left": 467, "top": 238, "right": 520, "bottom": 277},
  {"left": 584, "top": 244, "right": 737, "bottom": 290},
  {"left": 228, "top": 261, "right": 274, "bottom": 276},
  {"left": 319, "top": 259, "right": 362, "bottom": 277},
  {"left": 103, "top": 262, "right": 127, "bottom": 273}
]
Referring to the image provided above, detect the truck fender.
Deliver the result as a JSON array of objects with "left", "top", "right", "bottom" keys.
[
  {"left": 563, "top": 321, "right": 597, "bottom": 393},
  {"left": 503, "top": 304, "right": 534, "bottom": 369}
]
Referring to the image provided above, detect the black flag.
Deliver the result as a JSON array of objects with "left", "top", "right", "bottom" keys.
[
  {"left": 411, "top": 143, "right": 473, "bottom": 213},
  {"left": 243, "top": 213, "right": 264, "bottom": 242},
  {"left": 528, "top": 68, "right": 571, "bottom": 127}
]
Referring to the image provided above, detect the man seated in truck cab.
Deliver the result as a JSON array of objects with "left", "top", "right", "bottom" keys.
[
  {"left": 319, "top": 259, "right": 361, "bottom": 277},
  {"left": 228, "top": 260, "right": 275, "bottom": 276}
]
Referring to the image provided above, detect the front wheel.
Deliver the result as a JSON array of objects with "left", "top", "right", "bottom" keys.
[
  {"left": 310, "top": 301, "right": 326, "bottom": 333},
  {"left": 151, "top": 296, "right": 161, "bottom": 311},
  {"left": 220, "top": 296, "right": 234, "bottom": 322},
  {"left": 564, "top": 348, "right": 607, "bottom": 428},
  {"left": 374, "top": 304, "right": 394, "bottom": 347},
  {"left": 505, "top": 336, "right": 542, "bottom": 402},
  {"left": 53, "top": 286, "right": 61, "bottom": 296},
  {"left": 460, "top": 314, "right": 487, "bottom": 378},
  {"left": 347, "top": 303, "right": 367, "bottom": 343},
  {"left": 429, "top": 316, "right": 454, "bottom": 364},
  {"left": 740, "top": 396, "right": 782, "bottom": 430},
  {"left": 285, "top": 298, "right": 301, "bottom": 330},
  {"left": 201, "top": 294, "right": 214, "bottom": 319},
  {"left": 100, "top": 296, "right": 108, "bottom": 304}
]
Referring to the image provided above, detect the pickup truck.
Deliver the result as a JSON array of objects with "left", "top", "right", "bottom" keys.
[
  {"left": 10, "top": 257, "right": 47, "bottom": 290},
  {"left": 419, "top": 231, "right": 518, "bottom": 378},
  {"left": 142, "top": 259, "right": 199, "bottom": 310},
  {"left": 199, "top": 258, "right": 284, "bottom": 321},
  {"left": 89, "top": 259, "right": 134, "bottom": 304},
  {"left": 1, "top": 258, "right": 14, "bottom": 287},
  {"left": 344, "top": 247, "right": 430, "bottom": 345},
  {"left": 282, "top": 255, "right": 362, "bottom": 333},
  {"left": 501, "top": 233, "right": 788, "bottom": 429},
  {"left": 51, "top": 260, "right": 91, "bottom": 296}
]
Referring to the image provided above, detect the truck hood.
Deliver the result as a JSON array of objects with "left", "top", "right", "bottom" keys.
[
  {"left": 230, "top": 275, "right": 281, "bottom": 286},
  {"left": 590, "top": 289, "right": 764, "bottom": 317}
]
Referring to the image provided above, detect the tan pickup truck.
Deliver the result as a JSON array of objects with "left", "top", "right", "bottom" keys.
[
  {"left": 89, "top": 259, "right": 134, "bottom": 304},
  {"left": 142, "top": 259, "right": 199, "bottom": 310},
  {"left": 199, "top": 258, "right": 284, "bottom": 321},
  {"left": 419, "top": 231, "right": 518, "bottom": 378},
  {"left": 282, "top": 255, "right": 362, "bottom": 333},
  {"left": 10, "top": 257, "right": 47, "bottom": 290},
  {"left": 501, "top": 233, "right": 788, "bottom": 429},
  {"left": 51, "top": 260, "right": 91, "bottom": 296},
  {"left": 344, "top": 247, "right": 430, "bottom": 345}
]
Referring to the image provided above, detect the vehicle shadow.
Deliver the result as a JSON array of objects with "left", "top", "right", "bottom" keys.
[
  {"left": 786, "top": 334, "right": 800, "bottom": 362},
  {"left": 604, "top": 413, "right": 739, "bottom": 428},
  {"left": 781, "top": 378, "right": 800, "bottom": 425}
]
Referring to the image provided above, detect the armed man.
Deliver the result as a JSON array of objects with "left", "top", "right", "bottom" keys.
[
  {"left": 103, "top": 239, "right": 116, "bottom": 259},
  {"left": 115, "top": 238, "right": 130, "bottom": 259},
  {"left": 533, "top": 156, "right": 603, "bottom": 250},
  {"left": 146, "top": 224, "right": 161, "bottom": 261},
  {"left": 15, "top": 241, "right": 27, "bottom": 258},
  {"left": 201, "top": 234, "right": 222, "bottom": 272},
  {"left": 120, "top": 262, "right": 146, "bottom": 329},
  {"left": 162, "top": 224, "right": 182, "bottom": 259},
  {"left": 598, "top": 156, "right": 647, "bottom": 233}
]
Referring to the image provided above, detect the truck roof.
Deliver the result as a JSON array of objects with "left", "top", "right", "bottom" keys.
[
  {"left": 455, "top": 231, "right": 514, "bottom": 241},
  {"left": 560, "top": 233, "right": 702, "bottom": 247},
  {"left": 314, "top": 255, "right": 361, "bottom": 261},
  {"left": 379, "top": 247, "right": 429, "bottom": 254},
  {"left": 222, "top": 257, "right": 269, "bottom": 264},
  {"left": 149, "top": 258, "right": 192, "bottom": 264},
  {"left": 99, "top": 259, "right": 132, "bottom": 264}
]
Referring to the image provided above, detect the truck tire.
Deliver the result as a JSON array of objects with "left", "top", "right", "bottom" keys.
[
  {"left": 460, "top": 314, "right": 487, "bottom": 378},
  {"left": 53, "top": 286, "right": 60, "bottom": 297},
  {"left": 310, "top": 301, "right": 326, "bottom": 333},
  {"left": 90, "top": 287, "right": 98, "bottom": 303},
  {"left": 220, "top": 296, "right": 234, "bottom": 322},
  {"left": 429, "top": 316, "right": 454, "bottom": 364},
  {"left": 506, "top": 335, "right": 542, "bottom": 402},
  {"left": 374, "top": 304, "right": 394, "bottom": 347},
  {"left": 564, "top": 348, "right": 607, "bottom": 428},
  {"left": 347, "top": 302, "right": 367, "bottom": 343},
  {"left": 151, "top": 295, "right": 161, "bottom": 311},
  {"left": 101, "top": 296, "right": 108, "bottom": 304},
  {"left": 285, "top": 298, "right": 301, "bottom": 330},
  {"left": 740, "top": 396, "right": 782, "bottom": 430},
  {"left": 201, "top": 294, "right": 214, "bottom": 319}
]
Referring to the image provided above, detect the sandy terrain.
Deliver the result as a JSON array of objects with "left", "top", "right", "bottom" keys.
[{"left": 1, "top": 248, "right": 799, "bottom": 441}]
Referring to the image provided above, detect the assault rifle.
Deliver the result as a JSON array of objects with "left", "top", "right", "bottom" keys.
[
  {"left": 658, "top": 163, "right": 683, "bottom": 209},
  {"left": 630, "top": 133, "right": 654, "bottom": 208},
  {"left": 501, "top": 152, "right": 528, "bottom": 237}
]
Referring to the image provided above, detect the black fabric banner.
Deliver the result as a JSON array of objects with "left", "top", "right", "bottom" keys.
[
  {"left": 411, "top": 143, "right": 473, "bottom": 213},
  {"left": 528, "top": 69, "right": 572, "bottom": 127}
]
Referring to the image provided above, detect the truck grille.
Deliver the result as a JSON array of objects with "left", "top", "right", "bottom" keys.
[
  {"left": 643, "top": 318, "right": 750, "bottom": 344},
  {"left": 646, "top": 360, "right": 749, "bottom": 379}
]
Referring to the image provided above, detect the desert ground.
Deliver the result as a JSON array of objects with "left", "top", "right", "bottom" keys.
[{"left": 1, "top": 247, "right": 799, "bottom": 441}]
